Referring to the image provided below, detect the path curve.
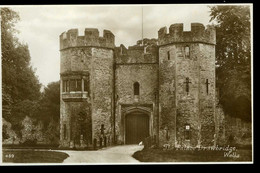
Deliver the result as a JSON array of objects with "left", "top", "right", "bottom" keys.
[{"left": 61, "top": 145, "right": 143, "bottom": 164}]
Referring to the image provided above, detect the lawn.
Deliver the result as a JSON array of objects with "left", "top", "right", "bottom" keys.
[
  {"left": 133, "top": 147, "right": 252, "bottom": 162},
  {"left": 2, "top": 149, "right": 69, "bottom": 163}
]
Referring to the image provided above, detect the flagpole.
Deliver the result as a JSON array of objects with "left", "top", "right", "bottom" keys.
[{"left": 142, "top": 6, "right": 143, "bottom": 46}]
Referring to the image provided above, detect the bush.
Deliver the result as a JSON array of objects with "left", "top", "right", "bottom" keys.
[{"left": 20, "top": 139, "right": 37, "bottom": 146}]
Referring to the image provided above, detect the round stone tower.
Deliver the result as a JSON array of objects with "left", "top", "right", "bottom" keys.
[
  {"left": 59, "top": 28, "right": 115, "bottom": 148},
  {"left": 158, "top": 23, "right": 216, "bottom": 147}
]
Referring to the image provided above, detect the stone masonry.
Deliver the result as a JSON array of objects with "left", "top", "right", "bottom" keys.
[{"left": 59, "top": 23, "right": 218, "bottom": 149}]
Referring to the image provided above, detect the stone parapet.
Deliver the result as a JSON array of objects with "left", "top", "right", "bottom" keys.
[
  {"left": 62, "top": 92, "right": 89, "bottom": 102},
  {"left": 60, "top": 28, "right": 115, "bottom": 50},
  {"left": 158, "top": 23, "right": 216, "bottom": 46}
]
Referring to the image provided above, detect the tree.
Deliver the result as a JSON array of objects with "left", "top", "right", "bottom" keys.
[
  {"left": 1, "top": 7, "right": 41, "bottom": 136},
  {"left": 38, "top": 81, "right": 60, "bottom": 124},
  {"left": 209, "top": 5, "right": 251, "bottom": 122},
  {"left": 2, "top": 124, "right": 10, "bottom": 140},
  {"left": 1, "top": 8, "right": 41, "bottom": 104},
  {"left": 37, "top": 81, "right": 60, "bottom": 144},
  {"left": 20, "top": 116, "right": 44, "bottom": 145},
  {"left": 10, "top": 100, "right": 40, "bottom": 138},
  {"left": 1, "top": 7, "right": 20, "bottom": 121},
  {"left": 2, "top": 118, "right": 18, "bottom": 143}
]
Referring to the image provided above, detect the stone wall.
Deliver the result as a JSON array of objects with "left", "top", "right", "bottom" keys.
[
  {"left": 175, "top": 43, "right": 200, "bottom": 147},
  {"left": 115, "top": 63, "right": 158, "bottom": 144},
  {"left": 60, "top": 47, "right": 92, "bottom": 74},
  {"left": 59, "top": 24, "right": 220, "bottom": 148},
  {"left": 91, "top": 48, "right": 114, "bottom": 142},
  {"left": 115, "top": 44, "right": 158, "bottom": 64},
  {"left": 60, "top": 28, "right": 115, "bottom": 148},
  {"left": 60, "top": 37, "right": 93, "bottom": 148},
  {"left": 59, "top": 46, "right": 92, "bottom": 148},
  {"left": 197, "top": 44, "right": 216, "bottom": 146},
  {"left": 215, "top": 102, "right": 225, "bottom": 145},
  {"left": 60, "top": 101, "right": 92, "bottom": 148},
  {"left": 158, "top": 44, "right": 177, "bottom": 147},
  {"left": 158, "top": 23, "right": 216, "bottom": 148}
]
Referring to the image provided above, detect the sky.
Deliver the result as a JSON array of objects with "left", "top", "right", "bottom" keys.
[{"left": 7, "top": 4, "right": 213, "bottom": 87}]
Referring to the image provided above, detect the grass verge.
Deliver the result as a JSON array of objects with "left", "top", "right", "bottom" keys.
[
  {"left": 133, "top": 147, "right": 252, "bottom": 162},
  {"left": 2, "top": 149, "right": 69, "bottom": 163}
]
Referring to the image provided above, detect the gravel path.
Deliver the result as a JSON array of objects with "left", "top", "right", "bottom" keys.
[{"left": 61, "top": 145, "right": 143, "bottom": 164}]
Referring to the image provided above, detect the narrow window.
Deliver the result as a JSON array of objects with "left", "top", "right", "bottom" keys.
[
  {"left": 84, "top": 79, "right": 89, "bottom": 92},
  {"left": 76, "top": 79, "right": 82, "bottom": 91},
  {"left": 62, "top": 80, "right": 66, "bottom": 92},
  {"left": 64, "top": 124, "right": 67, "bottom": 140},
  {"left": 184, "top": 124, "right": 191, "bottom": 140},
  {"left": 70, "top": 79, "right": 76, "bottom": 92},
  {"left": 167, "top": 51, "right": 170, "bottom": 60},
  {"left": 134, "top": 82, "right": 140, "bottom": 95},
  {"left": 144, "top": 46, "right": 147, "bottom": 54},
  {"left": 66, "top": 80, "right": 70, "bottom": 92},
  {"left": 205, "top": 79, "right": 210, "bottom": 95},
  {"left": 185, "top": 46, "right": 190, "bottom": 58}
]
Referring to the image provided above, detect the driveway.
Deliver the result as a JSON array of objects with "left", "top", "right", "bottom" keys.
[{"left": 61, "top": 145, "right": 143, "bottom": 164}]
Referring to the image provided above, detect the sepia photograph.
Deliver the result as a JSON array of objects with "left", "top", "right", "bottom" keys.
[{"left": 0, "top": 4, "right": 253, "bottom": 165}]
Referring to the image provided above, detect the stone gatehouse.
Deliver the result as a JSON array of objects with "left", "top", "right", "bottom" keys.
[{"left": 59, "top": 23, "right": 217, "bottom": 149}]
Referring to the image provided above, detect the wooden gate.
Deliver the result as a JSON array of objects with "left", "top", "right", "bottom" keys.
[{"left": 125, "top": 112, "right": 149, "bottom": 144}]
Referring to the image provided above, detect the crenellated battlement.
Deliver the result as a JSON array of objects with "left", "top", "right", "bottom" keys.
[
  {"left": 114, "top": 42, "right": 158, "bottom": 64},
  {"left": 158, "top": 23, "right": 216, "bottom": 46},
  {"left": 60, "top": 28, "right": 115, "bottom": 50}
]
